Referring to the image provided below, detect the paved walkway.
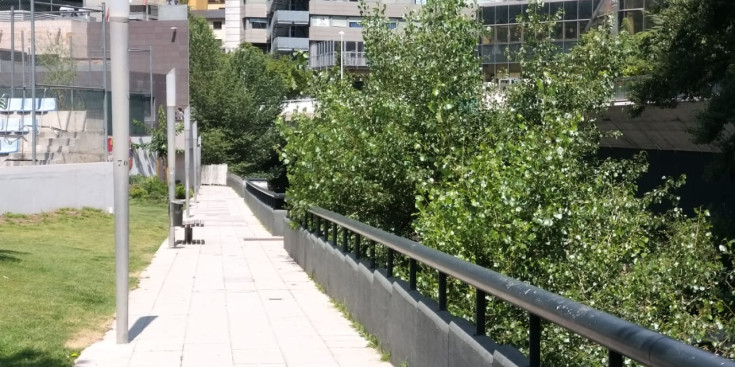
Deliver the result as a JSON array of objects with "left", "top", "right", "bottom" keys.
[{"left": 75, "top": 186, "right": 390, "bottom": 367}]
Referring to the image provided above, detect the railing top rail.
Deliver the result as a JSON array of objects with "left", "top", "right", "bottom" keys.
[
  {"left": 308, "top": 206, "right": 735, "bottom": 367},
  {"left": 245, "top": 179, "right": 285, "bottom": 199}
]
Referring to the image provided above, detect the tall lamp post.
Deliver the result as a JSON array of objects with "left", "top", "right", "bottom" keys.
[
  {"left": 339, "top": 31, "right": 344, "bottom": 80},
  {"left": 109, "top": 0, "right": 130, "bottom": 344}
]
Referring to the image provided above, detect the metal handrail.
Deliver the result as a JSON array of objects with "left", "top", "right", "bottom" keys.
[
  {"left": 306, "top": 206, "right": 735, "bottom": 367},
  {"left": 245, "top": 179, "right": 285, "bottom": 210}
]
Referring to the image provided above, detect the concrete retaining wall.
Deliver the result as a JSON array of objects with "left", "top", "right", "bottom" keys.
[
  {"left": 227, "top": 174, "right": 286, "bottom": 236},
  {"left": 283, "top": 220, "right": 529, "bottom": 367},
  {"left": 0, "top": 162, "right": 113, "bottom": 214}
]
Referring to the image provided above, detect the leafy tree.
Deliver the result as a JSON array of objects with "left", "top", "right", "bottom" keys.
[
  {"left": 267, "top": 50, "right": 311, "bottom": 99},
  {"left": 189, "top": 12, "right": 225, "bottom": 132},
  {"left": 279, "top": 0, "right": 735, "bottom": 364},
  {"left": 629, "top": 0, "right": 735, "bottom": 177},
  {"left": 38, "top": 30, "right": 77, "bottom": 109},
  {"left": 189, "top": 13, "right": 305, "bottom": 186},
  {"left": 279, "top": 0, "right": 488, "bottom": 234}
]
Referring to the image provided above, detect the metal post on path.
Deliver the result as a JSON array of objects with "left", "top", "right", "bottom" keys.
[
  {"left": 166, "top": 69, "right": 176, "bottom": 248},
  {"left": 110, "top": 0, "right": 130, "bottom": 344}
]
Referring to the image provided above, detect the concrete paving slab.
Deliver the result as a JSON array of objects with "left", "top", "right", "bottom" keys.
[{"left": 74, "top": 185, "right": 390, "bottom": 367}]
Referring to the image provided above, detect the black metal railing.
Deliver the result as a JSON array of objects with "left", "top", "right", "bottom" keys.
[
  {"left": 302, "top": 207, "right": 735, "bottom": 367},
  {"left": 245, "top": 179, "right": 286, "bottom": 210}
]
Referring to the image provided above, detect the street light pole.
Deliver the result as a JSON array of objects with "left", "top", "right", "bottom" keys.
[
  {"left": 31, "top": 0, "right": 37, "bottom": 164},
  {"left": 110, "top": 0, "right": 130, "bottom": 344},
  {"left": 184, "top": 106, "right": 190, "bottom": 218},
  {"left": 339, "top": 31, "right": 344, "bottom": 80},
  {"left": 166, "top": 69, "right": 176, "bottom": 248}
]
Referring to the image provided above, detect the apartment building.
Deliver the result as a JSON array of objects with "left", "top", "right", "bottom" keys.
[
  {"left": 189, "top": 0, "right": 651, "bottom": 75},
  {"left": 189, "top": 0, "right": 421, "bottom": 68}
]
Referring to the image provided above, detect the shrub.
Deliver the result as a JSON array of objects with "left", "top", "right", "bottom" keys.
[{"left": 129, "top": 175, "right": 168, "bottom": 203}]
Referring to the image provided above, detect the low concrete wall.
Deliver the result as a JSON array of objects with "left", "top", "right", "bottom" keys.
[
  {"left": 283, "top": 220, "right": 528, "bottom": 367},
  {"left": 227, "top": 174, "right": 287, "bottom": 236},
  {"left": 0, "top": 162, "right": 114, "bottom": 214}
]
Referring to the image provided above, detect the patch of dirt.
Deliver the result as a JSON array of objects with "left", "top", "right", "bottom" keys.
[
  {"left": 65, "top": 327, "right": 107, "bottom": 350},
  {"left": 0, "top": 209, "right": 80, "bottom": 225}
]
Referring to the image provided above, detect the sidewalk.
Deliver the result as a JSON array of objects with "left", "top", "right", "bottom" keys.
[{"left": 75, "top": 186, "right": 391, "bottom": 367}]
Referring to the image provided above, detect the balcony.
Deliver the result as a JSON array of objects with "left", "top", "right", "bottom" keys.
[
  {"left": 272, "top": 10, "right": 309, "bottom": 25},
  {"left": 271, "top": 37, "right": 309, "bottom": 53},
  {"left": 310, "top": 51, "right": 367, "bottom": 69}
]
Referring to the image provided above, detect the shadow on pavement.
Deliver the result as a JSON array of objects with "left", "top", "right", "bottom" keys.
[
  {"left": 0, "top": 348, "right": 70, "bottom": 367},
  {"left": 129, "top": 315, "right": 158, "bottom": 342}
]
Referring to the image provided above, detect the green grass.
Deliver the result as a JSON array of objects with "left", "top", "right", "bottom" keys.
[{"left": 0, "top": 203, "right": 169, "bottom": 367}]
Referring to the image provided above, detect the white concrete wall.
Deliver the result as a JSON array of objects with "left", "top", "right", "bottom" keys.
[{"left": 0, "top": 162, "right": 114, "bottom": 214}]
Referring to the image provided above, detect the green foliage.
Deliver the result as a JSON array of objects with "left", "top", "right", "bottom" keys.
[
  {"left": 279, "top": 0, "right": 486, "bottom": 234},
  {"left": 129, "top": 175, "right": 168, "bottom": 203},
  {"left": 175, "top": 183, "right": 192, "bottom": 200},
  {"left": 38, "top": 30, "right": 77, "bottom": 109},
  {"left": 279, "top": 0, "right": 735, "bottom": 364},
  {"left": 267, "top": 50, "right": 312, "bottom": 99},
  {"left": 132, "top": 106, "right": 183, "bottom": 158},
  {"left": 629, "top": 0, "right": 735, "bottom": 177},
  {"left": 189, "top": 12, "right": 311, "bottom": 183}
]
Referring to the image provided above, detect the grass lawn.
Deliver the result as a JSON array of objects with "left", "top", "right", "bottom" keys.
[{"left": 0, "top": 202, "right": 169, "bottom": 367}]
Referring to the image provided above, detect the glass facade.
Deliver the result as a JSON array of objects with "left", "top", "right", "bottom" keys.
[{"left": 479, "top": 0, "right": 653, "bottom": 81}]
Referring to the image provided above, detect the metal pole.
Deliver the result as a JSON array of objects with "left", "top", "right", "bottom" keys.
[
  {"left": 31, "top": 0, "right": 37, "bottom": 165},
  {"left": 21, "top": 31, "right": 25, "bottom": 91},
  {"left": 611, "top": 0, "right": 620, "bottom": 35},
  {"left": 196, "top": 135, "right": 201, "bottom": 194},
  {"left": 339, "top": 31, "right": 344, "bottom": 80},
  {"left": 192, "top": 121, "right": 198, "bottom": 202},
  {"left": 109, "top": 0, "right": 130, "bottom": 344},
  {"left": 149, "top": 46, "right": 153, "bottom": 124},
  {"left": 184, "top": 106, "right": 191, "bottom": 217},
  {"left": 11, "top": 7, "right": 15, "bottom": 99},
  {"left": 102, "top": 3, "right": 108, "bottom": 155},
  {"left": 166, "top": 69, "right": 176, "bottom": 248}
]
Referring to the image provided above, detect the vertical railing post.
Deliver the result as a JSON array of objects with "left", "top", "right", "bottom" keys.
[
  {"left": 529, "top": 313, "right": 541, "bottom": 367},
  {"left": 322, "top": 218, "right": 328, "bottom": 240},
  {"left": 331, "top": 223, "right": 337, "bottom": 247},
  {"left": 438, "top": 272, "right": 447, "bottom": 311},
  {"left": 387, "top": 249, "right": 394, "bottom": 278},
  {"left": 409, "top": 259, "right": 417, "bottom": 290},
  {"left": 315, "top": 215, "right": 321, "bottom": 238},
  {"left": 608, "top": 350, "right": 623, "bottom": 367},
  {"left": 476, "top": 289, "right": 486, "bottom": 336},
  {"left": 342, "top": 228, "right": 349, "bottom": 253},
  {"left": 369, "top": 240, "right": 376, "bottom": 269},
  {"left": 354, "top": 235, "right": 361, "bottom": 260}
]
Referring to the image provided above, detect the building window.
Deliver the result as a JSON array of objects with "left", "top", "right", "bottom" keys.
[
  {"left": 247, "top": 17, "right": 268, "bottom": 29},
  {"left": 312, "top": 16, "right": 329, "bottom": 27},
  {"left": 349, "top": 21, "right": 362, "bottom": 28},
  {"left": 213, "top": 21, "right": 222, "bottom": 29},
  {"left": 332, "top": 17, "right": 347, "bottom": 28}
]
